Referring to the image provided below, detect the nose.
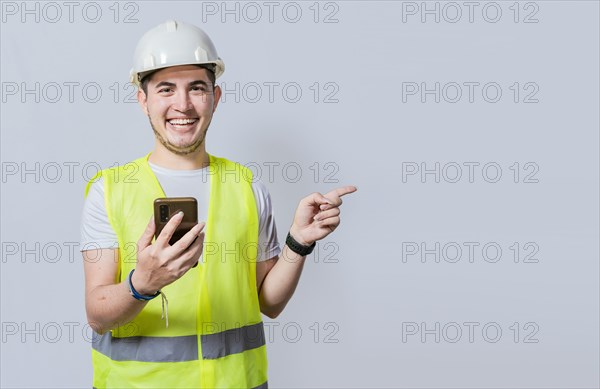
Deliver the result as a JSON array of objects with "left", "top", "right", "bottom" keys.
[{"left": 172, "top": 90, "right": 193, "bottom": 112}]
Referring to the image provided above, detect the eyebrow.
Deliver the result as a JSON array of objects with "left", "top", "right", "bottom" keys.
[{"left": 154, "top": 80, "right": 210, "bottom": 89}]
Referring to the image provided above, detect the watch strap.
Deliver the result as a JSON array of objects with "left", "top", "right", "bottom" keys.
[{"left": 286, "top": 232, "right": 316, "bottom": 256}]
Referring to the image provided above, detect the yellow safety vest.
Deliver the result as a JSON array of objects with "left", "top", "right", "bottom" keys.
[{"left": 84, "top": 152, "right": 268, "bottom": 388}]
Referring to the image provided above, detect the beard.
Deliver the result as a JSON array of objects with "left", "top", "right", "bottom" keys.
[{"left": 149, "top": 116, "right": 209, "bottom": 156}]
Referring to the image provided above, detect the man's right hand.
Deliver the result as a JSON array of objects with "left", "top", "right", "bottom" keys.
[{"left": 131, "top": 212, "right": 205, "bottom": 295}]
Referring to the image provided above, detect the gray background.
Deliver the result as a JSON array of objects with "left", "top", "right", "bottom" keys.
[{"left": 1, "top": 1, "right": 599, "bottom": 388}]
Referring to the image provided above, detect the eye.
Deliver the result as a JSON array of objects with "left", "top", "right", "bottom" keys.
[
  {"left": 158, "top": 87, "right": 174, "bottom": 93},
  {"left": 191, "top": 85, "right": 209, "bottom": 93}
]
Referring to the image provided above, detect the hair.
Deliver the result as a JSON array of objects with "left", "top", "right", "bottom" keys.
[{"left": 140, "top": 64, "right": 216, "bottom": 95}]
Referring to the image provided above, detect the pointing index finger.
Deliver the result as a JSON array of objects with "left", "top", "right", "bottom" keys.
[
  {"left": 326, "top": 185, "right": 358, "bottom": 200},
  {"left": 337, "top": 185, "right": 358, "bottom": 197},
  {"left": 320, "top": 185, "right": 357, "bottom": 208}
]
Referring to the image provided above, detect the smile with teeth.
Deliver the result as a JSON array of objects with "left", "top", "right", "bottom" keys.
[{"left": 168, "top": 118, "right": 198, "bottom": 126}]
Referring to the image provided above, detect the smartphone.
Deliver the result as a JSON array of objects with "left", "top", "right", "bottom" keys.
[{"left": 153, "top": 197, "right": 198, "bottom": 245}]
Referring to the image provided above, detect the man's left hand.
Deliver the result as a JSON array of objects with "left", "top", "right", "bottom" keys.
[{"left": 289, "top": 185, "right": 357, "bottom": 246}]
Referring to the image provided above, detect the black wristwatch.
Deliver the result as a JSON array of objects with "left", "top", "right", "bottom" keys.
[{"left": 286, "top": 232, "right": 316, "bottom": 256}]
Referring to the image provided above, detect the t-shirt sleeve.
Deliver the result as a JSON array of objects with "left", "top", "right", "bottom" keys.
[
  {"left": 252, "top": 180, "right": 281, "bottom": 262},
  {"left": 80, "top": 177, "right": 119, "bottom": 252}
]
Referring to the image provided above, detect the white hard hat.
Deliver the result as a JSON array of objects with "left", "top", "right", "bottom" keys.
[{"left": 130, "top": 20, "right": 225, "bottom": 86}]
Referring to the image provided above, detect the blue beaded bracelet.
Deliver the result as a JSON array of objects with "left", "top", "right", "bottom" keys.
[{"left": 127, "top": 269, "right": 161, "bottom": 301}]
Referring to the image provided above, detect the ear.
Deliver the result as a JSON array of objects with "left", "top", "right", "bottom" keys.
[
  {"left": 137, "top": 88, "right": 149, "bottom": 116},
  {"left": 212, "top": 85, "right": 222, "bottom": 113}
]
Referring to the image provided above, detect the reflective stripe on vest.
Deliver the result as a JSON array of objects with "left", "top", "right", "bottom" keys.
[
  {"left": 85, "top": 153, "right": 268, "bottom": 388},
  {"left": 95, "top": 382, "right": 268, "bottom": 389},
  {"left": 94, "top": 382, "right": 269, "bottom": 389},
  {"left": 92, "top": 321, "right": 266, "bottom": 362}
]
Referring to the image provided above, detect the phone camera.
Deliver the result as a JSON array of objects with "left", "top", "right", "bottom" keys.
[{"left": 159, "top": 204, "right": 169, "bottom": 222}]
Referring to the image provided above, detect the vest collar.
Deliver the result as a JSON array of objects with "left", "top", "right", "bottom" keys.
[{"left": 140, "top": 152, "right": 215, "bottom": 197}]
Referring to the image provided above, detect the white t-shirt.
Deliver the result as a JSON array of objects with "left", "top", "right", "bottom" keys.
[{"left": 80, "top": 160, "right": 281, "bottom": 262}]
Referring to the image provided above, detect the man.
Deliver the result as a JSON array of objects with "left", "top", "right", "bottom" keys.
[{"left": 80, "top": 20, "right": 356, "bottom": 388}]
